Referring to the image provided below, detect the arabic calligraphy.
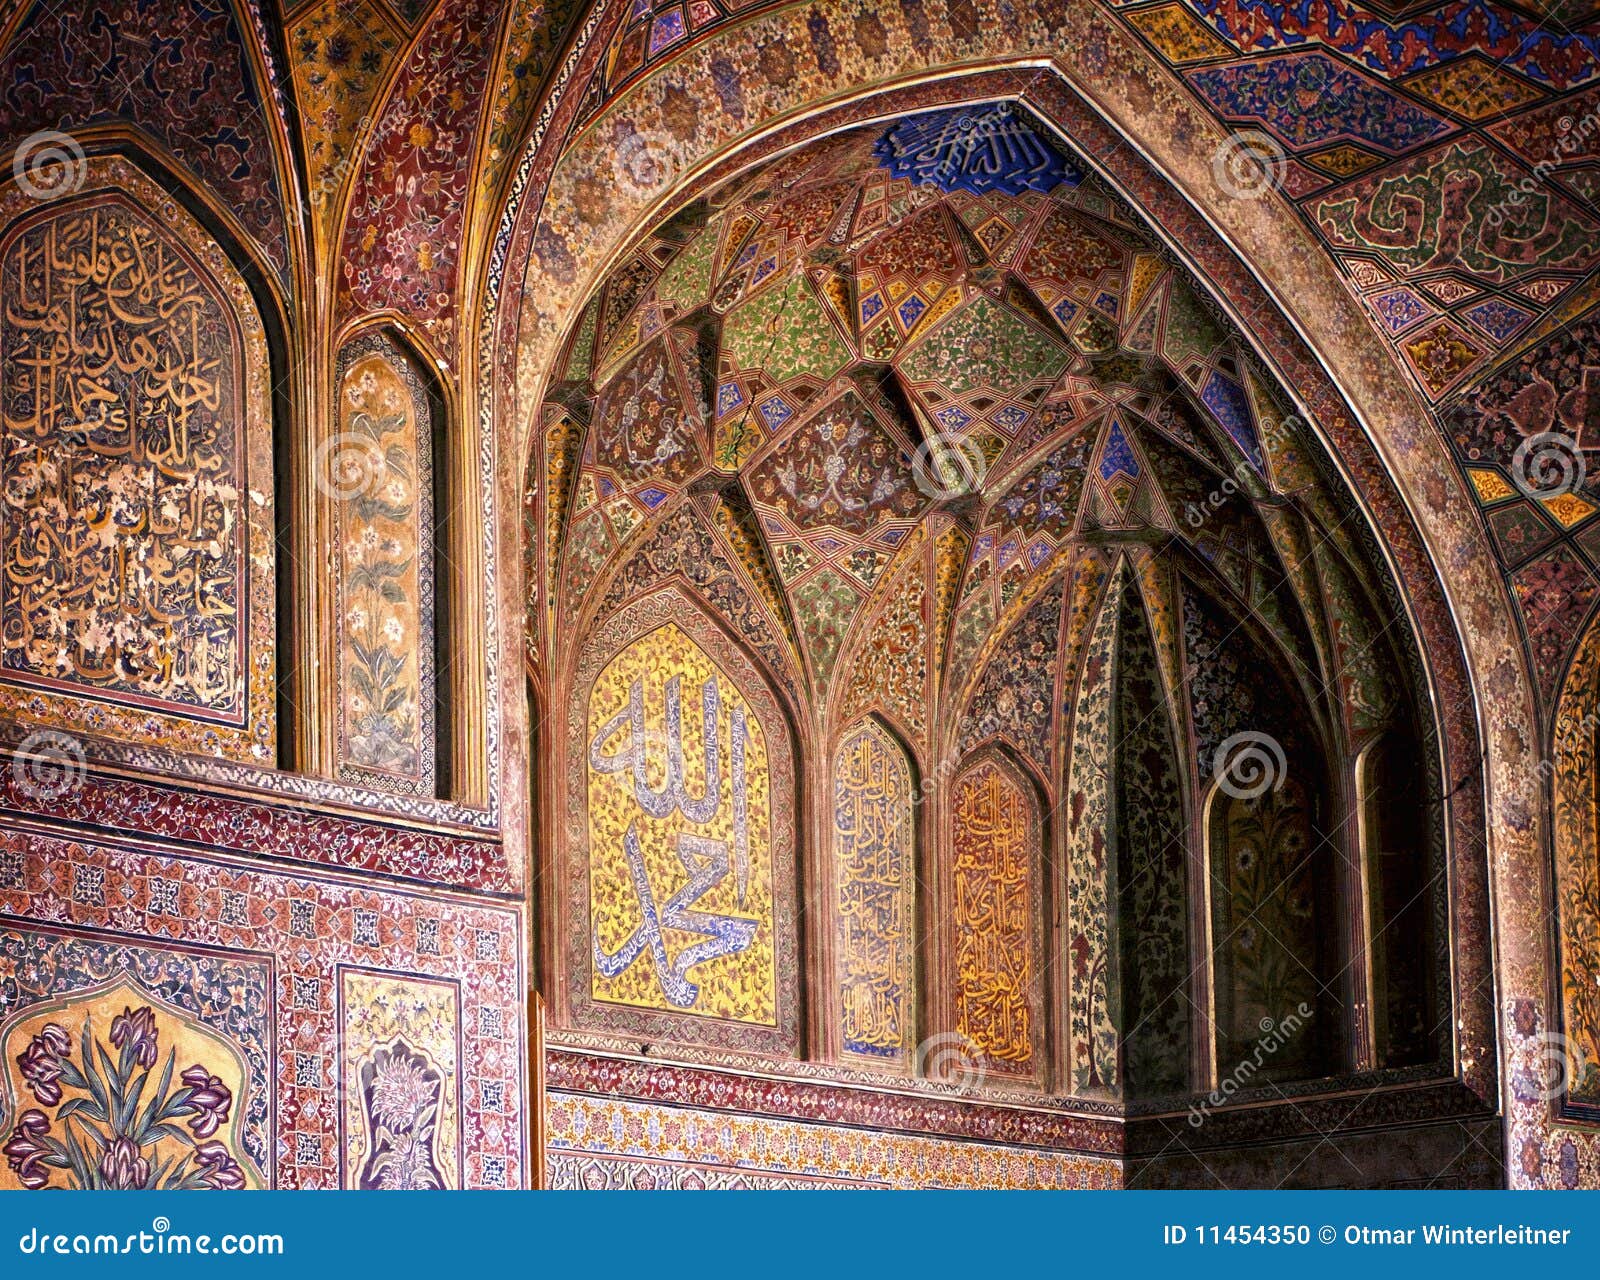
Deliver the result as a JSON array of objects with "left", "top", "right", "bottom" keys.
[
  {"left": 0, "top": 196, "right": 245, "bottom": 718},
  {"left": 952, "top": 757, "right": 1037, "bottom": 1074},
  {"left": 834, "top": 721, "right": 914, "bottom": 1064},
  {"left": 872, "top": 104, "right": 1083, "bottom": 197},
  {"left": 586, "top": 623, "right": 775, "bottom": 1023}
]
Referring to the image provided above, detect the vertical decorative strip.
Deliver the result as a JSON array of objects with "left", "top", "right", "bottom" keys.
[
  {"left": 1065, "top": 569, "right": 1120, "bottom": 1097},
  {"left": 339, "top": 969, "right": 462, "bottom": 1190},
  {"left": 950, "top": 754, "right": 1039, "bottom": 1082},
  {"left": 833, "top": 720, "right": 915, "bottom": 1067},
  {"left": 332, "top": 334, "right": 437, "bottom": 795}
]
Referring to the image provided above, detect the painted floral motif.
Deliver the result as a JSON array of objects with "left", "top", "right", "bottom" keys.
[
  {"left": 333, "top": 338, "right": 436, "bottom": 795},
  {"left": 288, "top": 0, "right": 404, "bottom": 246},
  {"left": 1553, "top": 618, "right": 1600, "bottom": 1106},
  {"left": 356, "top": 1043, "right": 445, "bottom": 1190},
  {"left": 1065, "top": 572, "right": 1119, "bottom": 1096},
  {"left": 1210, "top": 776, "right": 1327, "bottom": 1081},
  {"left": 1113, "top": 585, "right": 1189, "bottom": 1097},
  {"left": 0, "top": 0, "right": 289, "bottom": 272},
  {"left": 4, "top": 1005, "right": 247, "bottom": 1191},
  {"left": 336, "top": 0, "right": 503, "bottom": 339}
]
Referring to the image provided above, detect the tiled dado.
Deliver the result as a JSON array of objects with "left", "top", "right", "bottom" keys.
[
  {"left": 0, "top": 824, "right": 526, "bottom": 1189},
  {"left": 547, "top": 1092, "right": 1121, "bottom": 1189}
]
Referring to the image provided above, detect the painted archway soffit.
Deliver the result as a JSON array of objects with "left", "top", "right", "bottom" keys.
[
  {"left": 531, "top": 83, "right": 1497, "bottom": 1101},
  {"left": 498, "top": 23, "right": 1582, "bottom": 1169},
  {"left": 482, "top": 0, "right": 1600, "bottom": 724}
]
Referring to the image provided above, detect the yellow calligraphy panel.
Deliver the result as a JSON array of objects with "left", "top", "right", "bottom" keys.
[
  {"left": 587, "top": 622, "right": 775, "bottom": 1024},
  {"left": 952, "top": 757, "right": 1038, "bottom": 1077}
]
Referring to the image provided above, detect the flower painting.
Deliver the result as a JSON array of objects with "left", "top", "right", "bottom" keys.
[
  {"left": 340, "top": 971, "right": 460, "bottom": 1190},
  {"left": 332, "top": 335, "right": 437, "bottom": 796},
  {"left": 1, "top": 982, "right": 260, "bottom": 1190},
  {"left": 355, "top": 1042, "right": 445, "bottom": 1190}
]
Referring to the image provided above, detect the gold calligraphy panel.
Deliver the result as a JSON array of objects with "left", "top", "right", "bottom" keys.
[
  {"left": 332, "top": 336, "right": 436, "bottom": 795},
  {"left": 951, "top": 755, "right": 1039, "bottom": 1081},
  {"left": 587, "top": 621, "right": 775, "bottom": 1025},
  {"left": 0, "top": 163, "right": 274, "bottom": 761},
  {"left": 834, "top": 720, "right": 915, "bottom": 1066}
]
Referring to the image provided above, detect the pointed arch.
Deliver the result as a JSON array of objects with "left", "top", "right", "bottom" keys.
[
  {"left": 944, "top": 743, "right": 1049, "bottom": 1089},
  {"left": 0, "top": 156, "right": 277, "bottom": 765},
  {"left": 556, "top": 584, "right": 801, "bottom": 1058}
]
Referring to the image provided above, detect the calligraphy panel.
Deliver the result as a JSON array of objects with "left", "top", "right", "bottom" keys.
[
  {"left": 0, "top": 160, "right": 274, "bottom": 762},
  {"left": 332, "top": 335, "right": 437, "bottom": 796},
  {"left": 564, "top": 588, "right": 799, "bottom": 1056},
  {"left": 833, "top": 720, "right": 915, "bottom": 1068},
  {"left": 950, "top": 754, "right": 1041, "bottom": 1085},
  {"left": 588, "top": 620, "right": 773, "bottom": 1022}
]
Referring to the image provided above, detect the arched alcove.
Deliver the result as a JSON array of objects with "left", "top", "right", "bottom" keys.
[{"left": 519, "top": 95, "right": 1468, "bottom": 1154}]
